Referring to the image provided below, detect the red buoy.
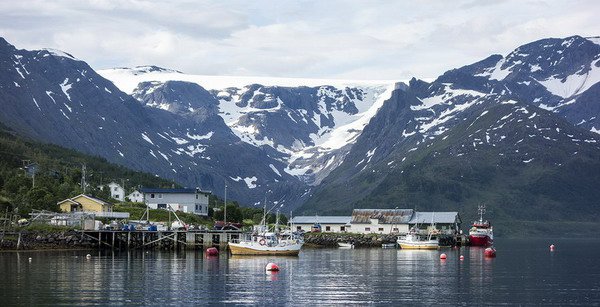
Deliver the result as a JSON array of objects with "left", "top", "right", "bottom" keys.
[
  {"left": 440, "top": 253, "right": 447, "bottom": 260},
  {"left": 550, "top": 244, "right": 555, "bottom": 251},
  {"left": 206, "top": 247, "right": 219, "bottom": 256},
  {"left": 265, "top": 263, "right": 280, "bottom": 272},
  {"left": 460, "top": 255, "right": 465, "bottom": 260},
  {"left": 484, "top": 247, "right": 496, "bottom": 258}
]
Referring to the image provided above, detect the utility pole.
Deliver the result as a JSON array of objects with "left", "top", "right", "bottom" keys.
[
  {"left": 223, "top": 182, "right": 228, "bottom": 227},
  {"left": 81, "top": 164, "right": 87, "bottom": 194}
]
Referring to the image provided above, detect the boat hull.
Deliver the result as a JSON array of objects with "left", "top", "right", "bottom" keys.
[
  {"left": 469, "top": 235, "right": 492, "bottom": 246},
  {"left": 398, "top": 243, "right": 439, "bottom": 250},
  {"left": 228, "top": 243, "right": 302, "bottom": 256}
]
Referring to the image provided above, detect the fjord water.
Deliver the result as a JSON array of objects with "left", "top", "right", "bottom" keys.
[{"left": 1, "top": 238, "right": 598, "bottom": 305}]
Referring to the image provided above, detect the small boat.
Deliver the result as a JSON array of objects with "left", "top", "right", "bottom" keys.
[
  {"left": 469, "top": 205, "right": 494, "bottom": 246},
  {"left": 397, "top": 231, "right": 439, "bottom": 250},
  {"left": 381, "top": 243, "right": 397, "bottom": 249},
  {"left": 228, "top": 206, "right": 304, "bottom": 256},
  {"left": 338, "top": 242, "right": 354, "bottom": 248},
  {"left": 397, "top": 213, "right": 439, "bottom": 250},
  {"left": 228, "top": 231, "right": 304, "bottom": 256}
]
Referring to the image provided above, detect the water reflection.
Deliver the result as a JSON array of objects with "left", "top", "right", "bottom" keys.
[{"left": 0, "top": 239, "right": 599, "bottom": 305}]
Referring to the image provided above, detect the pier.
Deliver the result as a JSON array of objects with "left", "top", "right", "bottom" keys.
[{"left": 79, "top": 229, "right": 242, "bottom": 250}]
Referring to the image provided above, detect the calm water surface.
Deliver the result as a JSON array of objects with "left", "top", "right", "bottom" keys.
[{"left": 1, "top": 238, "right": 599, "bottom": 305}]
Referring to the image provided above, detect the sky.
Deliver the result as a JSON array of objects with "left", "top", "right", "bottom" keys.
[{"left": 0, "top": 0, "right": 598, "bottom": 80}]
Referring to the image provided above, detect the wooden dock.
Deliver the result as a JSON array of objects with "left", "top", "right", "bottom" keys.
[{"left": 79, "top": 230, "right": 242, "bottom": 250}]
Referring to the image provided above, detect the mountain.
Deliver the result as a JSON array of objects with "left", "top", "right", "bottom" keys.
[
  {"left": 0, "top": 37, "right": 306, "bottom": 209},
  {"left": 300, "top": 36, "right": 600, "bottom": 234},
  {"left": 2, "top": 35, "right": 599, "bottom": 228},
  {"left": 99, "top": 66, "right": 396, "bottom": 185}
]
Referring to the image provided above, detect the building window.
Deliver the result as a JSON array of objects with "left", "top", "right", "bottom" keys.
[
  {"left": 150, "top": 194, "right": 155, "bottom": 199},
  {"left": 113, "top": 187, "right": 118, "bottom": 191},
  {"left": 297, "top": 226, "right": 302, "bottom": 231},
  {"left": 393, "top": 227, "right": 399, "bottom": 232},
  {"left": 365, "top": 227, "right": 370, "bottom": 232},
  {"left": 378, "top": 227, "right": 384, "bottom": 232},
  {"left": 158, "top": 194, "right": 163, "bottom": 199},
  {"left": 325, "top": 226, "right": 331, "bottom": 231},
  {"left": 340, "top": 226, "right": 345, "bottom": 232},
  {"left": 196, "top": 194, "right": 198, "bottom": 199},
  {"left": 115, "top": 195, "right": 119, "bottom": 199},
  {"left": 158, "top": 204, "right": 167, "bottom": 209}
]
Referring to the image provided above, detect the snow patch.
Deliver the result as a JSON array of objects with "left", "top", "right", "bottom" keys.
[
  {"left": 60, "top": 78, "right": 72, "bottom": 101},
  {"left": 141, "top": 133, "right": 154, "bottom": 145},
  {"left": 230, "top": 176, "right": 258, "bottom": 189},
  {"left": 269, "top": 164, "right": 282, "bottom": 177},
  {"left": 186, "top": 131, "right": 214, "bottom": 140},
  {"left": 537, "top": 59, "right": 600, "bottom": 98}
]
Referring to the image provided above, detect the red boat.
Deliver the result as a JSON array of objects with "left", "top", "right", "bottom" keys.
[{"left": 469, "top": 205, "right": 493, "bottom": 246}]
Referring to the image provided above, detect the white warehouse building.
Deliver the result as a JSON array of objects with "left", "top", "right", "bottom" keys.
[
  {"left": 290, "top": 216, "right": 351, "bottom": 233},
  {"left": 140, "top": 187, "right": 210, "bottom": 216},
  {"left": 291, "top": 209, "right": 461, "bottom": 235}
]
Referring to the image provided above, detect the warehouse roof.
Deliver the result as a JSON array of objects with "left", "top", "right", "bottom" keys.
[{"left": 351, "top": 209, "right": 414, "bottom": 224}]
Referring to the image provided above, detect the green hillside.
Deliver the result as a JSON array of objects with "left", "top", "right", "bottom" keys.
[{"left": 0, "top": 123, "right": 176, "bottom": 216}]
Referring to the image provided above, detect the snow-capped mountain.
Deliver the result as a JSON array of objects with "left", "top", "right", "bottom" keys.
[
  {"left": 300, "top": 36, "right": 600, "bottom": 226},
  {"left": 2, "top": 34, "right": 599, "bottom": 222},
  {"left": 0, "top": 37, "right": 308, "bottom": 209},
  {"left": 99, "top": 66, "right": 397, "bottom": 185}
]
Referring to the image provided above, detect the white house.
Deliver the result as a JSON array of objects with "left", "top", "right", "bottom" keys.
[
  {"left": 107, "top": 182, "right": 125, "bottom": 202},
  {"left": 290, "top": 216, "right": 351, "bottom": 233},
  {"left": 127, "top": 190, "right": 144, "bottom": 202},
  {"left": 140, "top": 187, "right": 210, "bottom": 216}
]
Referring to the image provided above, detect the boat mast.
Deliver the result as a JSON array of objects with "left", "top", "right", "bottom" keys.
[
  {"left": 428, "top": 212, "right": 435, "bottom": 240},
  {"left": 478, "top": 204, "right": 485, "bottom": 223},
  {"left": 263, "top": 195, "right": 267, "bottom": 232}
]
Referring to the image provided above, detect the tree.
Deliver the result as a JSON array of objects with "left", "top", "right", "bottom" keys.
[
  {"left": 24, "top": 187, "right": 58, "bottom": 212},
  {"left": 3, "top": 175, "right": 32, "bottom": 196}
]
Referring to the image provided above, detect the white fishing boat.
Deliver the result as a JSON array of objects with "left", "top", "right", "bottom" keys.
[
  {"left": 397, "top": 231, "right": 439, "bottom": 250},
  {"left": 397, "top": 213, "right": 439, "bottom": 250},
  {"left": 229, "top": 231, "right": 304, "bottom": 256},
  {"left": 228, "top": 205, "right": 304, "bottom": 256}
]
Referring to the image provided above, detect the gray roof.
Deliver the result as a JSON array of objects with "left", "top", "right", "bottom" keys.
[
  {"left": 351, "top": 209, "right": 414, "bottom": 224},
  {"left": 290, "top": 216, "right": 351, "bottom": 224},
  {"left": 408, "top": 212, "right": 460, "bottom": 224},
  {"left": 139, "top": 187, "right": 211, "bottom": 194}
]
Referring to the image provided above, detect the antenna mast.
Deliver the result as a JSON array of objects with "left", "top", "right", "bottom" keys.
[{"left": 81, "top": 164, "right": 87, "bottom": 193}]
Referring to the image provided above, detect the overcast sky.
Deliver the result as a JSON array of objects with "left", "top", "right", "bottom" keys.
[{"left": 1, "top": 0, "right": 598, "bottom": 80}]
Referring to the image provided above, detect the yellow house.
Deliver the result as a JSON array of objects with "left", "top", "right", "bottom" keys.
[{"left": 58, "top": 194, "right": 113, "bottom": 213}]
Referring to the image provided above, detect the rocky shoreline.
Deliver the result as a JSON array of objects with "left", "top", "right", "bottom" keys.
[
  {"left": 303, "top": 233, "right": 398, "bottom": 247},
  {"left": 0, "top": 230, "right": 95, "bottom": 250}
]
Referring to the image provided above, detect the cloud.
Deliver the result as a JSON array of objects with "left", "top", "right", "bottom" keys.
[{"left": 0, "top": 0, "right": 598, "bottom": 80}]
